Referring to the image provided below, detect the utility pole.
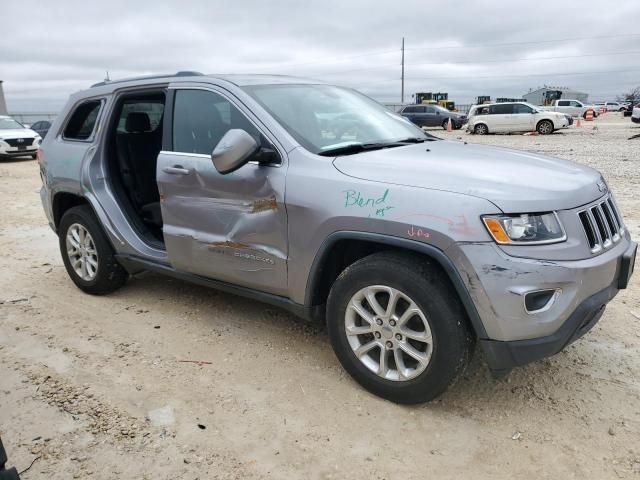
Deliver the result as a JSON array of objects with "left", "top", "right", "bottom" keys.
[{"left": 401, "top": 37, "right": 405, "bottom": 105}]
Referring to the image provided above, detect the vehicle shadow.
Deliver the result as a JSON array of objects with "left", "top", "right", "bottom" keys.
[
  {"left": 114, "top": 271, "right": 609, "bottom": 414},
  {"left": 0, "top": 156, "right": 36, "bottom": 164}
]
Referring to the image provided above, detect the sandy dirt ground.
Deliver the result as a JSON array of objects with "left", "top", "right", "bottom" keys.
[{"left": 1, "top": 114, "right": 639, "bottom": 479}]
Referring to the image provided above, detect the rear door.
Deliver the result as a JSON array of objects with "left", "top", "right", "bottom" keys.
[
  {"left": 423, "top": 106, "right": 440, "bottom": 126},
  {"left": 156, "top": 86, "right": 289, "bottom": 295},
  {"left": 488, "top": 103, "right": 515, "bottom": 132}
]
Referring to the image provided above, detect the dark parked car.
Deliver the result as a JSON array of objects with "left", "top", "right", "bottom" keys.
[
  {"left": 400, "top": 104, "right": 467, "bottom": 130},
  {"left": 30, "top": 120, "right": 52, "bottom": 138},
  {"left": 623, "top": 103, "right": 634, "bottom": 117}
]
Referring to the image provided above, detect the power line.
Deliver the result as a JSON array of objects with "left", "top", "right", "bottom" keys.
[
  {"left": 258, "top": 33, "right": 640, "bottom": 72},
  {"left": 404, "top": 33, "right": 640, "bottom": 52},
  {"left": 309, "top": 50, "right": 640, "bottom": 77},
  {"left": 352, "top": 68, "right": 640, "bottom": 88}
]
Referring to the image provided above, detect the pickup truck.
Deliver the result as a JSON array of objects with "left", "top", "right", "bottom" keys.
[{"left": 542, "top": 99, "right": 599, "bottom": 118}]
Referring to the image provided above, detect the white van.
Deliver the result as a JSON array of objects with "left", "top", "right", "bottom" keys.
[{"left": 467, "top": 102, "right": 571, "bottom": 135}]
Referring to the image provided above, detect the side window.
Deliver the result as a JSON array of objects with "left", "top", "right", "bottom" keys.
[
  {"left": 558, "top": 100, "right": 570, "bottom": 107},
  {"left": 63, "top": 100, "right": 102, "bottom": 140},
  {"left": 490, "top": 104, "right": 514, "bottom": 115},
  {"left": 116, "top": 101, "right": 165, "bottom": 134},
  {"left": 513, "top": 104, "right": 533, "bottom": 114},
  {"left": 403, "top": 106, "right": 419, "bottom": 113},
  {"left": 173, "top": 89, "right": 260, "bottom": 155},
  {"left": 425, "top": 106, "right": 436, "bottom": 114}
]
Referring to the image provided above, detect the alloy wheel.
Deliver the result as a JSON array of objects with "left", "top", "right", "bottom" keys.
[
  {"left": 344, "top": 285, "right": 433, "bottom": 381},
  {"left": 65, "top": 223, "right": 99, "bottom": 281}
]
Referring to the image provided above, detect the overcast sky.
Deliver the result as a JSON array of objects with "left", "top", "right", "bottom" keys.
[{"left": 2, "top": 0, "right": 639, "bottom": 112}]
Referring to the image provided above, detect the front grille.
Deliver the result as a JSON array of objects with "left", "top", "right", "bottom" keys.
[
  {"left": 5, "top": 138, "right": 34, "bottom": 147},
  {"left": 578, "top": 196, "right": 624, "bottom": 253}
]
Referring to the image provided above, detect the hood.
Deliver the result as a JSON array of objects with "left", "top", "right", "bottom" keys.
[
  {"left": 0, "top": 128, "right": 38, "bottom": 139},
  {"left": 332, "top": 140, "right": 604, "bottom": 212}
]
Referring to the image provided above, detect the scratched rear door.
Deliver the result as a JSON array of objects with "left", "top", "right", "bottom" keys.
[{"left": 157, "top": 86, "right": 288, "bottom": 296}]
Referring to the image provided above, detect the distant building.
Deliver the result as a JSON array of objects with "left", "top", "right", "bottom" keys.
[
  {"left": 523, "top": 86, "right": 589, "bottom": 105},
  {"left": 0, "top": 81, "right": 7, "bottom": 115}
]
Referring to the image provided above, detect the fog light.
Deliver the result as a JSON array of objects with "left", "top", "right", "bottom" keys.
[{"left": 524, "top": 289, "right": 560, "bottom": 314}]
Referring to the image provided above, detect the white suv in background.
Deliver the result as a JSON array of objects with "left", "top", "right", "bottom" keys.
[
  {"left": 0, "top": 116, "right": 41, "bottom": 159},
  {"left": 467, "top": 102, "right": 571, "bottom": 135},
  {"left": 632, "top": 104, "right": 640, "bottom": 124}
]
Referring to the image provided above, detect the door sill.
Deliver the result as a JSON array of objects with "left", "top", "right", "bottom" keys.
[{"left": 114, "top": 254, "right": 322, "bottom": 323}]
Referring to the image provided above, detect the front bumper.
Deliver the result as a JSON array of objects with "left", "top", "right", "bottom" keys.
[
  {"left": 0, "top": 146, "right": 38, "bottom": 158},
  {"left": 449, "top": 238, "right": 636, "bottom": 372}
]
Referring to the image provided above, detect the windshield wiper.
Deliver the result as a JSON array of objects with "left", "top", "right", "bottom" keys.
[{"left": 318, "top": 138, "right": 428, "bottom": 157}]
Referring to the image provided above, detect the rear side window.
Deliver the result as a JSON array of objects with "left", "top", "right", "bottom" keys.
[
  {"left": 172, "top": 89, "right": 259, "bottom": 155},
  {"left": 403, "top": 106, "right": 420, "bottom": 113},
  {"left": 63, "top": 100, "right": 102, "bottom": 140},
  {"left": 490, "top": 104, "right": 514, "bottom": 115},
  {"left": 558, "top": 100, "right": 569, "bottom": 106}
]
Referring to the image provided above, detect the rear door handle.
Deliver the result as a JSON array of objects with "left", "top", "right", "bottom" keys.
[{"left": 163, "top": 165, "right": 191, "bottom": 175}]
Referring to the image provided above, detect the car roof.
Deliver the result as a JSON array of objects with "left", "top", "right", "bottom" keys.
[{"left": 89, "top": 71, "right": 322, "bottom": 89}]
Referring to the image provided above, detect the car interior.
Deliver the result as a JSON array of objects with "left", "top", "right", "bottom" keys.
[{"left": 106, "top": 91, "right": 166, "bottom": 247}]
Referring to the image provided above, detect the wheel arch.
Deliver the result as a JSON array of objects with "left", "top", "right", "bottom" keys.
[
  {"left": 304, "top": 231, "right": 488, "bottom": 338},
  {"left": 52, "top": 191, "right": 90, "bottom": 231}
]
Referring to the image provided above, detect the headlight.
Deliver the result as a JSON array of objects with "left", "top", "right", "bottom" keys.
[{"left": 482, "top": 212, "right": 566, "bottom": 245}]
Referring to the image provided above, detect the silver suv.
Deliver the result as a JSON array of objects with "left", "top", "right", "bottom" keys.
[{"left": 39, "top": 72, "right": 636, "bottom": 403}]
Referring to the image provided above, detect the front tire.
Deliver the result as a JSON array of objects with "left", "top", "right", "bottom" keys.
[
  {"left": 326, "top": 252, "right": 473, "bottom": 404},
  {"left": 59, "top": 205, "right": 128, "bottom": 295},
  {"left": 474, "top": 123, "right": 488, "bottom": 135},
  {"left": 537, "top": 120, "right": 554, "bottom": 135}
]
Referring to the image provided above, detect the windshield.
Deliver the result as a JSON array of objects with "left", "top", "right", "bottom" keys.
[
  {"left": 0, "top": 118, "right": 25, "bottom": 130},
  {"left": 242, "top": 84, "right": 428, "bottom": 154}
]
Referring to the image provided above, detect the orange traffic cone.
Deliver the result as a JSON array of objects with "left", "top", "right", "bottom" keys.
[
  {"left": 585, "top": 109, "right": 594, "bottom": 121},
  {"left": 576, "top": 116, "right": 582, "bottom": 127},
  {"left": 447, "top": 117, "right": 453, "bottom": 132}
]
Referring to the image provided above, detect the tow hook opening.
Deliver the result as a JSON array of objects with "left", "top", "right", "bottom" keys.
[{"left": 524, "top": 289, "right": 561, "bottom": 314}]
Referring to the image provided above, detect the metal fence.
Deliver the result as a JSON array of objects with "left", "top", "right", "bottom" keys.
[{"left": 9, "top": 112, "right": 58, "bottom": 125}]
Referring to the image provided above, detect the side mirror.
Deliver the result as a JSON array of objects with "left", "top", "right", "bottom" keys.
[{"left": 211, "top": 129, "right": 259, "bottom": 174}]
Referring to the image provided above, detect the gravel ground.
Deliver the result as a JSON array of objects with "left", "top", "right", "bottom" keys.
[{"left": 1, "top": 114, "right": 639, "bottom": 479}]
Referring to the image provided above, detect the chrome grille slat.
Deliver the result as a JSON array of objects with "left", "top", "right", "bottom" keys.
[{"left": 578, "top": 195, "right": 623, "bottom": 254}]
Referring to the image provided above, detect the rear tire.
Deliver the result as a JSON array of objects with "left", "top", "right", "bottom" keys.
[
  {"left": 474, "top": 123, "right": 488, "bottom": 135},
  {"left": 536, "top": 120, "right": 554, "bottom": 135},
  {"left": 59, "top": 205, "right": 128, "bottom": 295},
  {"left": 326, "top": 252, "right": 474, "bottom": 404}
]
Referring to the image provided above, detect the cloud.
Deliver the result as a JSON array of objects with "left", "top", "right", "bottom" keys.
[{"left": 1, "top": 0, "right": 639, "bottom": 111}]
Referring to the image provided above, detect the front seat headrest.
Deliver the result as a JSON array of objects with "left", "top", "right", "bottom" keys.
[{"left": 125, "top": 112, "right": 151, "bottom": 133}]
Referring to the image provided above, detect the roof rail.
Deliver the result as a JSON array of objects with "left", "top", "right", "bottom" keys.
[{"left": 91, "top": 71, "right": 204, "bottom": 88}]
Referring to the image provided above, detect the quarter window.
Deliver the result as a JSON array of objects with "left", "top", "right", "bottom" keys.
[
  {"left": 172, "top": 89, "right": 259, "bottom": 155},
  {"left": 64, "top": 100, "right": 102, "bottom": 140}
]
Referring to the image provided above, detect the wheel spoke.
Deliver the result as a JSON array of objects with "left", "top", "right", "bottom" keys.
[
  {"left": 402, "top": 328, "right": 431, "bottom": 343},
  {"left": 349, "top": 299, "right": 375, "bottom": 325},
  {"left": 399, "top": 342, "right": 428, "bottom": 364},
  {"left": 394, "top": 349, "right": 408, "bottom": 379},
  {"left": 365, "top": 290, "right": 386, "bottom": 317},
  {"left": 378, "top": 348, "right": 389, "bottom": 376},
  {"left": 354, "top": 340, "right": 379, "bottom": 358},
  {"left": 346, "top": 324, "right": 373, "bottom": 336},
  {"left": 385, "top": 289, "right": 400, "bottom": 318},
  {"left": 397, "top": 303, "right": 420, "bottom": 326},
  {"left": 86, "top": 256, "right": 98, "bottom": 268}
]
